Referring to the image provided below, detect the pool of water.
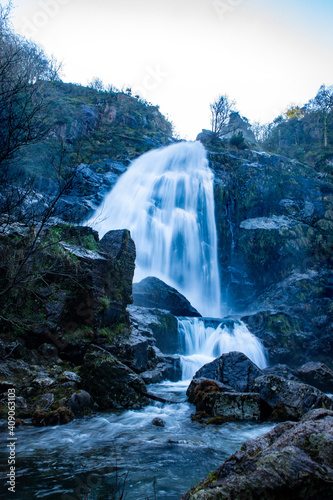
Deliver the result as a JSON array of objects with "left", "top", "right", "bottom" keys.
[{"left": 0, "top": 381, "right": 274, "bottom": 500}]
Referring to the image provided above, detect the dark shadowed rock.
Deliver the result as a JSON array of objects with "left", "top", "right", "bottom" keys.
[
  {"left": 32, "top": 407, "right": 74, "bottom": 427},
  {"left": 67, "top": 390, "right": 92, "bottom": 417},
  {"left": 106, "top": 333, "right": 150, "bottom": 373},
  {"left": 132, "top": 277, "right": 201, "bottom": 317},
  {"left": 193, "top": 352, "right": 262, "bottom": 392},
  {"left": 262, "top": 364, "right": 299, "bottom": 381},
  {"left": 252, "top": 374, "right": 333, "bottom": 420},
  {"left": 128, "top": 304, "right": 180, "bottom": 355},
  {"left": 152, "top": 417, "right": 165, "bottom": 427},
  {"left": 297, "top": 361, "right": 333, "bottom": 393},
  {"left": 79, "top": 348, "right": 148, "bottom": 410},
  {"left": 181, "top": 409, "right": 333, "bottom": 500}
]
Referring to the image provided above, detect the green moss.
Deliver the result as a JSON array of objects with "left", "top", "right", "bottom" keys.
[
  {"left": 206, "top": 416, "right": 227, "bottom": 425},
  {"left": 266, "top": 313, "right": 299, "bottom": 335},
  {"left": 65, "top": 326, "right": 94, "bottom": 341},
  {"left": 98, "top": 296, "right": 110, "bottom": 312}
]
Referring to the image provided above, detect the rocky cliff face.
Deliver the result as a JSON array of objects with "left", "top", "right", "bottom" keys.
[{"left": 204, "top": 143, "right": 333, "bottom": 368}]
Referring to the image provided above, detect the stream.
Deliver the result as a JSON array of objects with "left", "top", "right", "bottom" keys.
[{"left": 0, "top": 381, "right": 274, "bottom": 500}]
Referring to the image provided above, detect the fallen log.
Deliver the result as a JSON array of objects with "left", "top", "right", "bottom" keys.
[{"left": 141, "top": 391, "right": 178, "bottom": 404}]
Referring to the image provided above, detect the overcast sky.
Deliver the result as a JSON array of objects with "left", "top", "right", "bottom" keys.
[{"left": 7, "top": 0, "right": 333, "bottom": 139}]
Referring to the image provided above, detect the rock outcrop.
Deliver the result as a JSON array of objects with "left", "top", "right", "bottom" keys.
[
  {"left": 181, "top": 409, "right": 333, "bottom": 500},
  {"left": 205, "top": 145, "right": 333, "bottom": 367},
  {"left": 132, "top": 276, "right": 201, "bottom": 317},
  {"left": 79, "top": 348, "right": 148, "bottom": 410},
  {"left": 187, "top": 352, "right": 333, "bottom": 423}
]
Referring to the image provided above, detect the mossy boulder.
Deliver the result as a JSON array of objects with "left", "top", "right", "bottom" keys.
[
  {"left": 79, "top": 348, "right": 148, "bottom": 410},
  {"left": 181, "top": 409, "right": 333, "bottom": 500},
  {"left": 32, "top": 406, "right": 74, "bottom": 426}
]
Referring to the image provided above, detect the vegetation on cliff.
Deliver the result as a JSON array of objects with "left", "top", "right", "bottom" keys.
[{"left": 257, "top": 85, "right": 333, "bottom": 174}]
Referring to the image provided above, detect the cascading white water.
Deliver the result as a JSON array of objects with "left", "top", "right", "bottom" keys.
[
  {"left": 86, "top": 141, "right": 221, "bottom": 317},
  {"left": 178, "top": 318, "right": 267, "bottom": 380},
  {"left": 87, "top": 140, "right": 268, "bottom": 378}
]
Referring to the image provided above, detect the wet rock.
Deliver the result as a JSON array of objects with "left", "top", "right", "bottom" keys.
[
  {"left": 297, "top": 361, "right": 333, "bottom": 393},
  {"left": 132, "top": 276, "right": 201, "bottom": 317},
  {"left": 80, "top": 348, "right": 148, "bottom": 410},
  {"left": 61, "top": 371, "right": 82, "bottom": 384},
  {"left": 187, "top": 378, "right": 235, "bottom": 404},
  {"left": 152, "top": 417, "right": 165, "bottom": 427},
  {"left": 37, "top": 343, "right": 59, "bottom": 359},
  {"left": 188, "top": 379, "right": 262, "bottom": 421},
  {"left": 262, "top": 364, "right": 299, "bottom": 381},
  {"left": 36, "top": 393, "right": 55, "bottom": 411},
  {"left": 32, "top": 376, "right": 55, "bottom": 388},
  {"left": 32, "top": 407, "right": 74, "bottom": 427},
  {"left": 66, "top": 390, "right": 92, "bottom": 417},
  {"left": 106, "top": 333, "right": 150, "bottom": 373},
  {"left": 149, "top": 312, "right": 179, "bottom": 355},
  {"left": 57, "top": 227, "right": 136, "bottom": 334},
  {"left": 128, "top": 305, "right": 179, "bottom": 355},
  {"left": 181, "top": 409, "right": 333, "bottom": 500},
  {"left": 193, "top": 352, "right": 262, "bottom": 393},
  {"left": 140, "top": 364, "right": 171, "bottom": 384},
  {"left": 252, "top": 374, "right": 333, "bottom": 420},
  {"left": 210, "top": 392, "right": 262, "bottom": 421}
]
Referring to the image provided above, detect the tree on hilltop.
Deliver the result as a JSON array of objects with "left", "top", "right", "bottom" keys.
[{"left": 210, "top": 94, "right": 236, "bottom": 137}]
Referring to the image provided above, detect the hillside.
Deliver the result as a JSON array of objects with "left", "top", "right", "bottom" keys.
[{"left": 17, "top": 80, "right": 173, "bottom": 181}]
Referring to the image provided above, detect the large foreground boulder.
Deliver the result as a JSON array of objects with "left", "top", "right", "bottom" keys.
[
  {"left": 193, "top": 352, "right": 262, "bottom": 392},
  {"left": 181, "top": 409, "right": 333, "bottom": 499},
  {"left": 79, "top": 348, "right": 148, "bottom": 409},
  {"left": 190, "top": 353, "right": 333, "bottom": 421},
  {"left": 132, "top": 276, "right": 201, "bottom": 317}
]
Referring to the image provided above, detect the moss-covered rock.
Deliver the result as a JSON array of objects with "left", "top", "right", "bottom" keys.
[
  {"left": 79, "top": 348, "right": 148, "bottom": 410},
  {"left": 181, "top": 409, "right": 333, "bottom": 500}
]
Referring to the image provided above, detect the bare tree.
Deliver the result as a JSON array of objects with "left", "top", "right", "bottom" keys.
[
  {"left": 0, "top": 2, "right": 62, "bottom": 167},
  {"left": 0, "top": 137, "right": 83, "bottom": 331},
  {"left": 88, "top": 77, "right": 105, "bottom": 92},
  {"left": 0, "top": 2, "right": 64, "bottom": 228},
  {"left": 210, "top": 94, "right": 236, "bottom": 136},
  {"left": 251, "top": 121, "right": 271, "bottom": 143},
  {"left": 0, "top": 5, "right": 82, "bottom": 330}
]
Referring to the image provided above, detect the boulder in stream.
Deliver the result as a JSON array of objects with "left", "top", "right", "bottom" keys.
[
  {"left": 181, "top": 409, "right": 333, "bottom": 500},
  {"left": 193, "top": 351, "right": 263, "bottom": 392}
]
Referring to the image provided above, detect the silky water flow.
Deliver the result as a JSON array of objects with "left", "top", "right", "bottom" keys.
[{"left": 87, "top": 140, "right": 267, "bottom": 377}]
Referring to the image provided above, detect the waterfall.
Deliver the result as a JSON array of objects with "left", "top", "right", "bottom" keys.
[
  {"left": 86, "top": 141, "right": 221, "bottom": 317},
  {"left": 87, "top": 140, "right": 268, "bottom": 378},
  {"left": 178, "top": 318, "right": 267, "bottom": 380}
]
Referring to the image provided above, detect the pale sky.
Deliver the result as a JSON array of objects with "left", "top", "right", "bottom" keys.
[{"left": 7, "top": 0, "right": 333, "bottom": 139}]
